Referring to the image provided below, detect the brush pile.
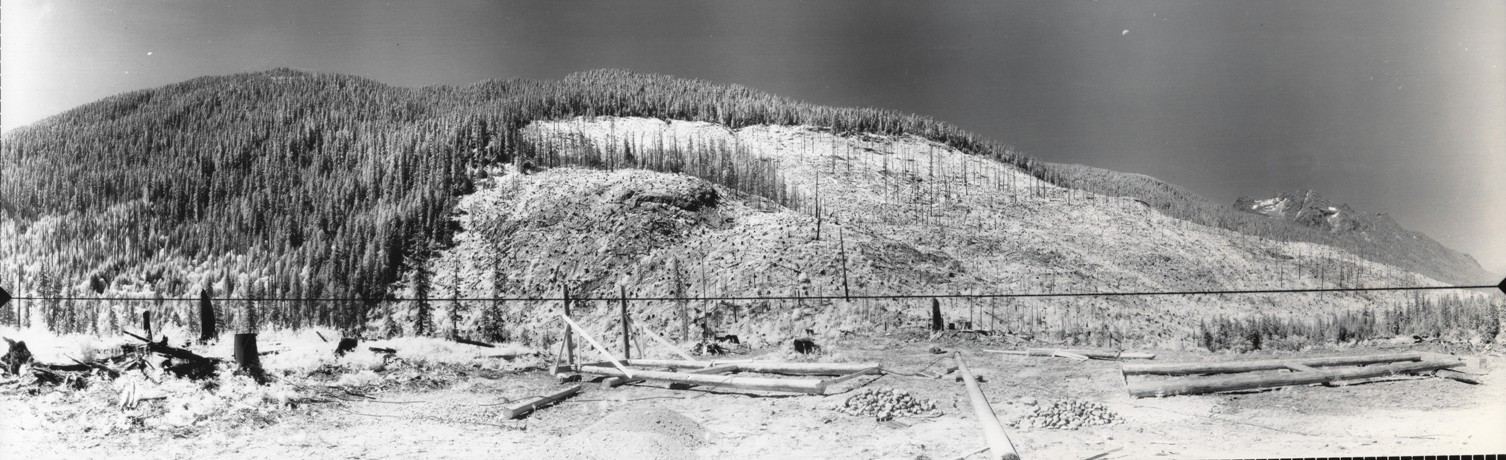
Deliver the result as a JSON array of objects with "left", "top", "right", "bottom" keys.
[
  {"left": 2, "top": 335, "right": 224, "bottom": 390},
  {"left": 836, "top": 387, "right": 939, "bottom": 421},
  {"left": 1008, "top": 399, "right": 1123, "bottom": 430}
]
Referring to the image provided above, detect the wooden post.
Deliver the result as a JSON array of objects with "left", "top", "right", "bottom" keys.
[
  {"left": 198, "top": 288, "right": 216, "bottom": 343},
  {"left": 620, "top": 286, "right": 631, "bottom": 360},
  {"left": 954, "top": 353, "right": 1022, "bottom": 460},
  {"left": 142, "top": 311, "right": 153, "bottom": 342},
  {"left": 502, "top": 384, "right": 582, "bottom": 419},
  {"left": 562, "top": 285, "right": 574, "bottom": 367},
  {"left": 1127, "top": 359, "right": 1464, "bottom": 398}
]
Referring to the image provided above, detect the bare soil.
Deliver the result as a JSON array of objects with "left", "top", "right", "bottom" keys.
[{"left": 4, "top": 336, "right": 1501, "bottom": 459}]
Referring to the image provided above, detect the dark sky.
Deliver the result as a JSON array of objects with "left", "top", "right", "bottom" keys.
[{"left": 3, "top": 0, "right": 1503, "bottom": 274}]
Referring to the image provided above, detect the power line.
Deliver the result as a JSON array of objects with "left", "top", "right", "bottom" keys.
[{"left": 7, "top": 283, "right": 1500, "bottom": 303}]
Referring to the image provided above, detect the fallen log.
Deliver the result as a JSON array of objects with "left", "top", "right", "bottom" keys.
[
  {"left": 1121, "top": 352, "right": 1425, "bottom": 376},
  {"left": 621, "top": 359, "right": 879, "bottom": 376},
  {"left": 825, "top": 366, "right": 882, "bottom": 385},
  {"left": 369, "top": 347, "right": 397, "bottom": 354},
  {"left": 501, "top": 384, "right": 582, "bottom": 419},
  {"left": 1128, "top": 359, "right": 1465, "bottom": 398},
  {"left": 985, "top": 348, "right": 1155, "bottom": 360},
  {"left": 954, "top": 353, "right": 1021, "bottom": 460},
  {"left": 1433, "top": 369, "right": 1482, "bottom": 385},
  {"left": 452, "top": 337, "right": 495, "bottom": 348},
  {"left": 579, "top": 365, "right": 827, "bottom": 394}
]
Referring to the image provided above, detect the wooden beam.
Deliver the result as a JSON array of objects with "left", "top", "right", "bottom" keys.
[
  {"left": 984, "top": 348, "right": 1155, "bottom": 360},
  {"left": 620, "top": 286, "right": 632, "bottom": 360},
  {"left": 622, "top": 358, "right": 752, "bottom": 369},
  {"left": 559, "top": 313, "right": 633, "bottom": 378},
  {"left": 1122, "top": 352, "right": 1425, "bottom": 376},
  {"left": 1128, "top": 359, "right": 1464, "bottom": 398},
  {"left": 634, "top": 323, "right": 698, "bottom": 362},
  {"left": 1285, "top": 363, "right": 1319, "bottom": 373},
  {"left": 954, "top": 353, "right": 1022, "bottom": 460},
  {"left": 501, "top": 384, "right": 582, "bottom": 419},
  {"left": 578, "top": 365, "right": 827, "bottom": 394}
]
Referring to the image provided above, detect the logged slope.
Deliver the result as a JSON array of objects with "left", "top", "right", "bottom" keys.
[{"left": 411, "top": 117, "right": 1497, "bottom": 349}]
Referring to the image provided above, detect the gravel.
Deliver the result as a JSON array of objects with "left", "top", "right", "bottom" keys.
[
  {"left": 836, "top": 387, "right": 940, "bottom": 421},
  {"left": 1008, "top": 399, "right": 1123, "bottom": 430}
]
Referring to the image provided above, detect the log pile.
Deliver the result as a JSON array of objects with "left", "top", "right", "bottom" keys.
[{"left": 1124, "top": 352, "right": 1471, "bottom": 398}]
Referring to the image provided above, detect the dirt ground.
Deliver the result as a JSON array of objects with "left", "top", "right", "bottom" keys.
[{"left": 3, "top": 336, "right": 1502, "bottom": 459}]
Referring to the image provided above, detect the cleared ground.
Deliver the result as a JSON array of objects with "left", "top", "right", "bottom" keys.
[{"left": 3, "top": 330, "right": 1501, "bottom": 459}]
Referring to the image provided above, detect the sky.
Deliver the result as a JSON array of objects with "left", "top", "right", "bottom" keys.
[{"left": 3, "top": 0, "right": 1503, "bottom": 276}]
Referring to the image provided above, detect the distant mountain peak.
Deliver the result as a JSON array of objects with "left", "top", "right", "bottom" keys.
[{"left": 1234, "top": 190, "right": 1366, "bottom": 232}]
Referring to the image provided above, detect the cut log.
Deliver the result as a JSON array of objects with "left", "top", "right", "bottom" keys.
[
  {"left": 579, "top": 365, "right": 827, "bottom": 394},
  {"left": 985, "top": 348, "right": 1155, "bottom": 360},
  {"left": 602, "top": 376, "right": 644, "bottom": 388},
  {"left": 1122, "top": 352, "right": 1425, "bottom": 376},
  {"left": 666, "top": 363, "right": 741, "bottom": 390},
  {"left": 620, "top": 359, "right": 879, "bottom": 376},
  {"left": 369, "top": 347, "right": 397, "bottom": 354},
  {"left": 1285, "top": 363, "right": 1319, "bottom": 373},
  {"left": 501, "top": 384, "right": 583, "bottom": 419},
  {"left": 954, "top": 353, "right": 1022, "bottom": 460},
  {"left": 1128, "top": 359, "right": 1465, "bottom": 398}
]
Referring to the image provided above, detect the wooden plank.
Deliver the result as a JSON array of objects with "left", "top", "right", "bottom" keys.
[
  {"left": 633, "top": 325, "right": 698, "bottom": 362},
  {"left": 1122, "top": 352, "right": 1425, "bottom": 376},
  {"left": 1128, "top": 359, "right": 1464, "bottom": 398},
  {"left": 622, "top": 358, "right": 752, "bottom": 369},
  {"left": 578, "top": 365, "right": 826, "bottom": 394},
  {"left": 954, "top": 353, "right": 1022, "bottom": 460},
  {"left": 559, "top": 313, "right": 634, "bottom": 378},
  {"left": 501, "top": 384, "right": 583, "bottom": 419}
]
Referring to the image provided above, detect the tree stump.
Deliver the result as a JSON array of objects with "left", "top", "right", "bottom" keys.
[{"left": 233, "top": 333, "right": 265, "bottom": 384}]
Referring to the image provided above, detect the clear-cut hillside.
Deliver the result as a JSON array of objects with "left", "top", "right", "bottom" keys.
[{"left": 413, "top": 117, "right": 1497, "bottom": 350}]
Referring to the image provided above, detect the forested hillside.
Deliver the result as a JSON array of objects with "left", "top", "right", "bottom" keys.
[{"left": 0, "top": 68, "right": 1488, "bottom": 337}]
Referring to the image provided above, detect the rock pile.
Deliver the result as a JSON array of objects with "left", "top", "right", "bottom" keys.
[
  {"left": 837, "top": 387, "right": 938, "bottom": 421},
  {"left": 1008, "top": 399, "right": 1122, "bottom": 430}
]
